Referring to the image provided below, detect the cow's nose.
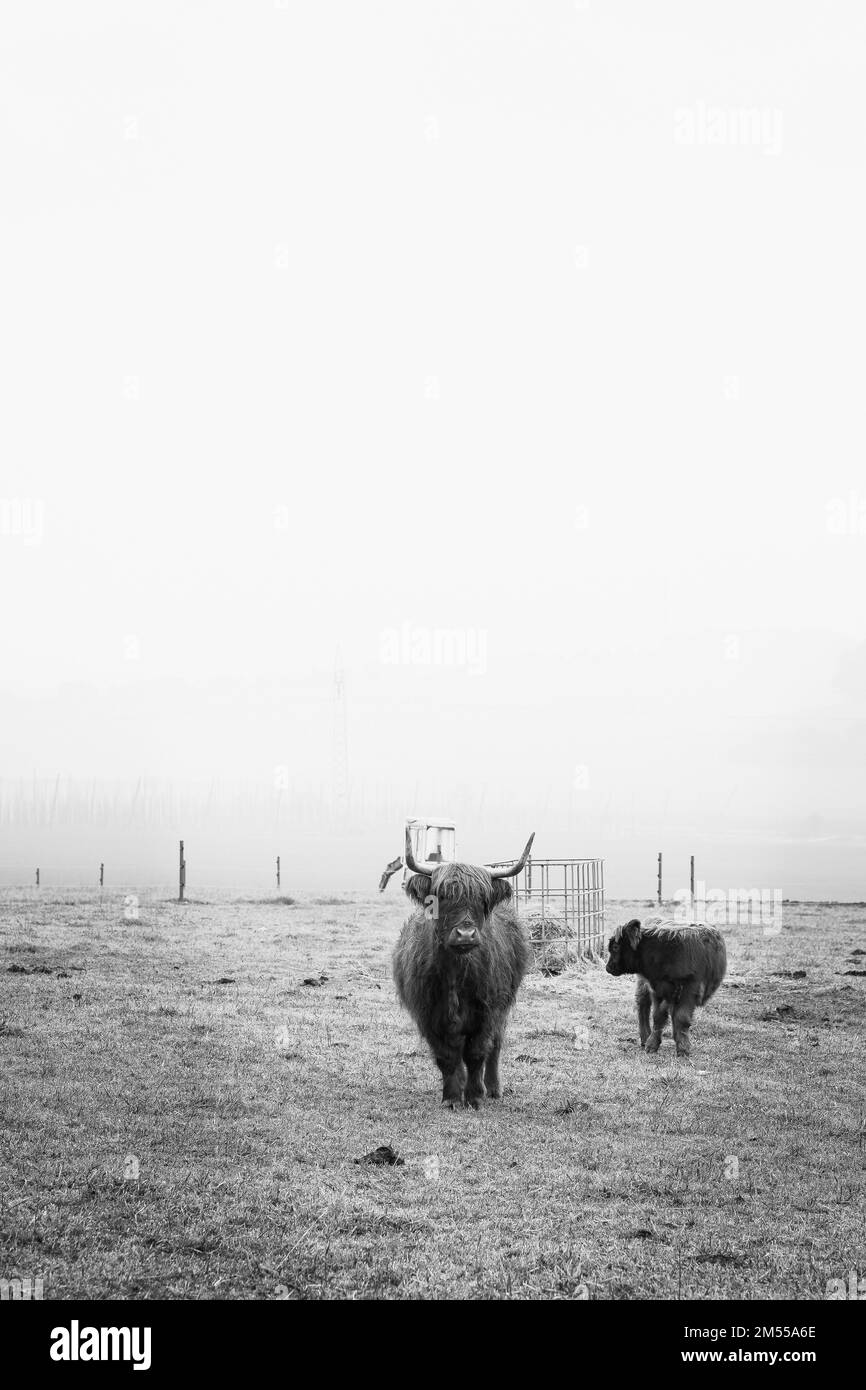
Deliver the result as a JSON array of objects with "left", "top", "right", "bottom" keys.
[{"left": 456, "top": 926, "right": 476, "bottom": 940}]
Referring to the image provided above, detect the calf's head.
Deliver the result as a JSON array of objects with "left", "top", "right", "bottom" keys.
[
  {"left": 404, "top": 829, "right": 534, "bottom": 955},
  {"left": 606, "top": 918, "right": 642, "bottom": 975}
]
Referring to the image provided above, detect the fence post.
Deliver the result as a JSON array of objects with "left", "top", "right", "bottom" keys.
[
  {"left": 99, "top": 863, "right": 104, "bottom": 888},
  {"left": 690, "top": 855, "right": 695, "bottom": 916},
  {"left": 179, "top": 840, "right": 186, "bottom": 902},
  {"left": 657, "top": 852, "right": 662, "bottom": 905},
  {"left": 36, "top": 868, "right": 40, "bottom": 888},
  {"left": 276, "top": 855, "right": 280, "bottom": 889}
]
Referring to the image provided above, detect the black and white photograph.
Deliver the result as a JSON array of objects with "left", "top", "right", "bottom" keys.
[{"left": 1, "top": 0, "right": 864, "bottom": 1350}]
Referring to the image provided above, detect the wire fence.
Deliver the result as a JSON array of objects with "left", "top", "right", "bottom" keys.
[{"left": 490, "top": 856, "right": 605, "bottom": 963}]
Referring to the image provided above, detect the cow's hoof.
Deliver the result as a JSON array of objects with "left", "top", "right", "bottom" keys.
[
  {"left": 466, "top": 1095, "right": 483, "bottom": 1110},
  {"left": 486, "top": 1088, "right": 501, "bottom": 1100},
  {"left": 645, "top": 1037, "right": 661, "bottom": 1055}
]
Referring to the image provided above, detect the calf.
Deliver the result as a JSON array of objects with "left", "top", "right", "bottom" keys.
[{"left": 606, "top": 919, "right": 727, "bottom": 1057}]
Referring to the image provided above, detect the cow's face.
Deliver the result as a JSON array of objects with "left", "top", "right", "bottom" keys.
[
  {"left": 606, "top": 919, "right": 641, "bottom": 974},
  {"left": 406, "top": 864, "right": 512, "bottom": 953}
]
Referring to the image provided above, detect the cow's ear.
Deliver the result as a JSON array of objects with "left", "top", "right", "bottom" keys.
[
  {"left": 625, "top": 919, "right": 642, "bottom": 950},
  {"left": 490, "top": 880, "right": 513, "bottom": 908},
  {"left": 404, "top": 873, "right": 432, "bottom": 906}
]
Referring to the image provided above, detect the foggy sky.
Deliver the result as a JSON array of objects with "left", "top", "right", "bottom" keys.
[{"left": 2, "top": 2, "right": 864, "bottom": 896}]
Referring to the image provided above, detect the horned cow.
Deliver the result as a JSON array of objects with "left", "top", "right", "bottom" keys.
[
  {"left": 392, "top": 830, "right": 534, "bottom": 1108},
  {"left": 606, "top": 918, "right": 727, "bottom": 1058}
]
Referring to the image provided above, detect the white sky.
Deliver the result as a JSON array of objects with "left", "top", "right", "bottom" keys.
[{"left": 1, "top": 2, "right": 864, "bottom": 895}]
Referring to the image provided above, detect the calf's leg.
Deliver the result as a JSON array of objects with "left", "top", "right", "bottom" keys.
[
  {"left": 671, "top": 983, "right": 701, "bottom": 1058},
  {"left": 644, "top": 994, "right": 670, "bottom": 1054},
  {"left": 636, "top": 979, "right": 652, "bottom": 1048}
]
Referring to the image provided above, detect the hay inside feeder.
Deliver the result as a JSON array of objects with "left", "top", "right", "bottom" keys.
[{"left": 519, "top": 904, "right": 574, "bottom": 975}]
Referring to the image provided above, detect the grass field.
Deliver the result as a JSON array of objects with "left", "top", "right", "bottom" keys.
[{"left": 0, "top": 887, "right": 863, "bottom": 1300}]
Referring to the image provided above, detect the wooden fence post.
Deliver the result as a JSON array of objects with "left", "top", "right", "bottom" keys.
[
  {"left": 276, "top": 855, "right": 281, "bottom": 889},
  {"left": 179, "top": 840, "right": 186, "bottom": 902},
  {"left": 657, "top": 852, "right": 662, "bottom": 905},
  {"left": 690, "top": 855, "right": 695, "bottom": 916},
  {"left": 99, "top": 863, "right": 104, "bottom": 888},
  {"left": 36, "top": 868, "right": 40, "bottom": 888}
]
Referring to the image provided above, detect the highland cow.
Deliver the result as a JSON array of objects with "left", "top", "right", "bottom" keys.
[
  {"left": 606, "top": 918, "right": 727, "bottom": 1057},
  {"left": 392, "top": 830, "right": 534, "bottom": 1108}
]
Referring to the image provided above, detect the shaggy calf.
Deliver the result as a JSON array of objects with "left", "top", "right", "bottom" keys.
[
  {"left": 392, "top": 830, "right": 533, "bottom": 1108},
  {"left": 606, "top": 919, "right": 727, "bottom": 1057}
]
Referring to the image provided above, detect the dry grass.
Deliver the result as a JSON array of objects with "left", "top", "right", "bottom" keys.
[
  {"left": 520, "top": 906, "right": 573, "bottom": 975},
  {"left": 0, "top": 888, "right": 863, "bottom": 1300}
]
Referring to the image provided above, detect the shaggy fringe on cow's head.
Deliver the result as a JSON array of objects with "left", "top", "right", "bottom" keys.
[
  {"left": 608, "top": 919, "right": 631, "bottom": 943},
  {"left": 434, "top": 862, "right": 514, "bottom": 905},
  {"left": 404, "top": 862, "right": 513, "bottom": 911}
]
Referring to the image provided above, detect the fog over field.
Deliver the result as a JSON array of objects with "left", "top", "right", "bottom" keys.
[{"left": 2, "top": 2, "right": 864, "bottom": 897}]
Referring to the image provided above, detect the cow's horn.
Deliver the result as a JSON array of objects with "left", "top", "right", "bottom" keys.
[{"left": 489, "top": 833, "right": 535, "bottom": 879}]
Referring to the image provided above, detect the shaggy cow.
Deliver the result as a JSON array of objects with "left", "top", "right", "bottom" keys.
[
  {"left": 606, "top": 918, "right": 727, "bottom": 1057},
  {"left": 392, "top": 830, "right": 534, "bottom": 1108}
]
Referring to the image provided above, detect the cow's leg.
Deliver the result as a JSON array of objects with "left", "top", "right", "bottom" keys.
[
  {"left": 636, "top": 979, "right": 652, "bottom": 1048},
  {"left": 671, "top": 983, "right": 700, "bottom": 1058},
  {"left": 464, "top": 1034, "right": 491, "bottom": 1110},
  {"left": 484, "top": 1032, "right": 503, "bottom": 1098},
  {"left": 644, "top": 994, "right": 670, "bottom": 1054},
  {"left": 435, "top": 1046, "right": 467, "bottom": 1108}
]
